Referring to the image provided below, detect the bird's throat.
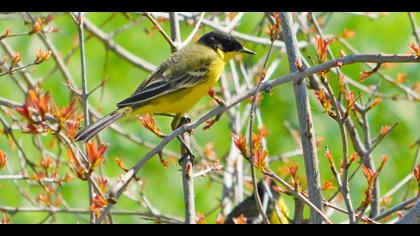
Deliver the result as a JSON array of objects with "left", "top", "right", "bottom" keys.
[{"left": 216, "top": 48, "right": 238, "bottom": 63}]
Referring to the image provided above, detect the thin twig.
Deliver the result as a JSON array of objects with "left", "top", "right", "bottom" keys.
[
  {"left": 181, "top": 12, "right": 205, "bottom": 48},
  {"left": 0, "top": 205, "right": 183, "bottom": 224},
  {"left": 320, "top": 76, "right": 356, "bottom": 223},
  {"left": 246, "top": 38, "right": 275, "bottom": 224},
  {"left": 0, "top": 174, "right": 60, "bottom": 183},
  {"left": 168, "top": 12, "right": 181, "bottom": 51},
  {"left": 148, "top": 12, "right": 308, "bottom": 49},
  {"left": 83, "top": 17, "right": 156, "bottom": 72},
  {"left": 192, "top": 164, "right": 223, "bottom": 179},
  {"left": 144, "top": 12, "right": 177, "bottom": 52},
  {"left": 265, "top": 170, "right": 332, "bottom": 224},
  {"left": 373, "top": 197, "right": 417, "bottom": 222},
  {"left": 74, "top": 12, "right": 97, "bottom": 223},
  {"left": 408, "top": 12, "right": 420, "bottom": 45}
]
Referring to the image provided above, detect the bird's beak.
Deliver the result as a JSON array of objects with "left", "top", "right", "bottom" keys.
[{"left": 240, "top": 47, "right": 256, "bottom": 55}]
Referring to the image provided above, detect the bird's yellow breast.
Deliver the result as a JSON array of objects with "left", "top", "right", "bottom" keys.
[{"left": 132, "top": 53, "right": 229, "bottom": 116}]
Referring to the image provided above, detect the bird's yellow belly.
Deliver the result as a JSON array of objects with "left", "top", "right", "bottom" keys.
[{"left": 131, "top": 59, "right": 225, "bottom": 116}]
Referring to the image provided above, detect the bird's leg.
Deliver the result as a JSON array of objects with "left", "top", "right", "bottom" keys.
[
  {"left": 171, "top": 114, "right": 182, "bottom": 131},
  {"left": 177, "top": 136, "right": 195, "bottom": 166},
  {"left": 171, "top": 114, "right": 194, "bottom": 135},
  {"left": 175, "top": 114, "right": 196, "bottom": 166}
]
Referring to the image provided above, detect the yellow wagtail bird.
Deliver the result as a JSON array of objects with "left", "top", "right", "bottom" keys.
[{"left": 75, "top": 31, "right": 256, "bottom": 142}]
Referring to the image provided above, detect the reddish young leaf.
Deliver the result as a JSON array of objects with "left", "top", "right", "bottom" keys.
[
  {"left": 395, "top": 73, "right": 407, "bottom": 84},
  {"left": 40, "top": 155, "right": 53, "bottom": 170},
  {"left": 315, "top": 35, "right": 335, "bottom": 63},
  {"left": 35, "top": 49, "right": 51, "bottom": 64},
  {"left": 36, "top": 193, "right": 50, "bottom": 206},
  {"left": 115, "top": 157, "right": 128, "bottom": 172},
  {"left": 339, "top": 28, "right": 356, "bottom": 39},
  {"left": 288, "top": 164, "right": 298, "bottom": 177},
  {"left": 414, "top": 164, "right": 420, "bottom": 186},
  {"left": 61, "top": 172, "right": 75, "bottom": 183},
  {"left": 412, "top": 82, "right": 420, "bottom": 94},
  {"left": 29, "top": 18, "right": 44, "bottom": 34},
  {"left": 324, "top": 147, "right": 336, "bottom": 170},
  {"left": 10, "top": 52, "right": 21, "bottom": 69},
  {"left": 0, "top": 150, "right": 7, "bottom": 170},
  {"left": 215, "top": 214, "right": 225, "bottom": 224},
  {"left": 204, "top": 142, "right": 217, "bottom": 161},
  {"left": 359, "top": 70, "right": 373, "bottom": 82},
  {"left": 185, "top": 162, "right": 193, "bottom": 178},
  {"left": 255, "top": 149, "right": 268, "bottom": 171},
  {"left": 97, "top": 176, "right": 108, "bottom": 193},
  {"left": 1, "top": 211, "right": 11, "bottom": 224},
  {"left": 408, "top": 42, "right": 420, "bottom": 56},
  {"left": 0, "top": 28, "right": 12, "bottom": 40},
  {"left": 379, "top": 125, "right": 391, "bottom": 136},
  {"left": 64, "top": 115, "right": 83, "bottom": 139},
  {"left": 368, "top": 97, "right": 382, "bottom": 110},
  {"left": 315, "top": 89, "right": 332, "bottom": 114},
  {"left": 272, "top": 185, "right": 285, "bottom": 193},
  {"left": 232, "top": 214, "right": 247, "bottom": 224},
  {"left": 196, "top": 212, "right": 206, "bottom": 224},
  {"left": 348, "top": 152, "right": 359, "bottom": 166},
  {"left": 159, "top": 152, "right": 169, "bottom": 168},
  {"left": 66, "top": 148, "right": 87, "bottom": 180},
  {"left": 85, "top": 140, "right": 107, "bottom": 171},
  {"left": 295, "top": 59, "right": 303, "bottom": 71},
  {"left": 139, "top": 113, "right": 166, "bottom": 138},
  {"left": 233, "top": 134, "right": 248, "bottom": 157},
  {"left": 321, "top": 179, "right": 335, "bottom": 191},
  {"left": 207, "top": 88, "right": 216, "bottom": 98},
  {"left": 89, "top": 194, "right": 108, "bottom": 217},
  {"left": 376, "top": 155, "right": 389, "bottom": 174},
  {"left": 361, "top": 165, "right": 375, "bottom": 184}
]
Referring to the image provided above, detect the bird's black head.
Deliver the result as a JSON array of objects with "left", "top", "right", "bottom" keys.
[{"left": 198, "top": 31, "right": 256, "bottom": 55}]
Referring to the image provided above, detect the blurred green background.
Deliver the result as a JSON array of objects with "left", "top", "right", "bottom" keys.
[{"left": 0, "top": 12, "right": 419, "bottom": 223}]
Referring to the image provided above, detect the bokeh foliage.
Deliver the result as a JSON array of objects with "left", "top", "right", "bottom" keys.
[{"left": 0, "top": 12, "right": 419, "bottom": 223}]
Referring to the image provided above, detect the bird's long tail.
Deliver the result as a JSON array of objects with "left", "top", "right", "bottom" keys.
[{"left": 74, "top": 108, "right": 131, "bottom": 142}]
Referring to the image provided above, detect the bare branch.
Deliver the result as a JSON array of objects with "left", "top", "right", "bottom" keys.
[
  {"left": 0, "top": 205, "right": 183, "bottom": 224},
  {"left": 373, "top": 197, "right": 417, "bottom": 222},
  {"left": 169, "top": 12, "right": 181, "bottom": 50},
  {"left": 408, "top": 12, "right": 420, "bottom": 45},
  {"left": 83, "top": 17, "right": 156, "bottom": 72},
  {"left": 397, "top": 198, "right": 420, "bottom": 224},
  {"left": 144, "top": 12, "right": 177, "bottom": 52},
  {"left": 0, "top": 97, "right": 20, "bottom": 108},
  {"left": 181, "top": 12, "right": 205, "bottom": 48},
  {"left": 280, "top": 12, "right": 323, "bottom": 224}
]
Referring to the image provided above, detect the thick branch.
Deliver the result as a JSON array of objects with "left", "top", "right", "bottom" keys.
[
  {"left": 398, "top": 198, "right": 420, "bottom": 224},
  {"left": 280, "top": 12, "right": 323, "bottom": 224}
]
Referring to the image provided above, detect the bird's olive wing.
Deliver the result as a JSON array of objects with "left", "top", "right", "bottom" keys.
[{"left": 116, "top": 67, "right": 209, "bottom": 108}]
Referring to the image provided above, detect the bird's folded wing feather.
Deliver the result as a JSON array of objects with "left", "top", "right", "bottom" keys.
[{"left": 117, "top": 45, "right": 213, "bottom": 108}]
